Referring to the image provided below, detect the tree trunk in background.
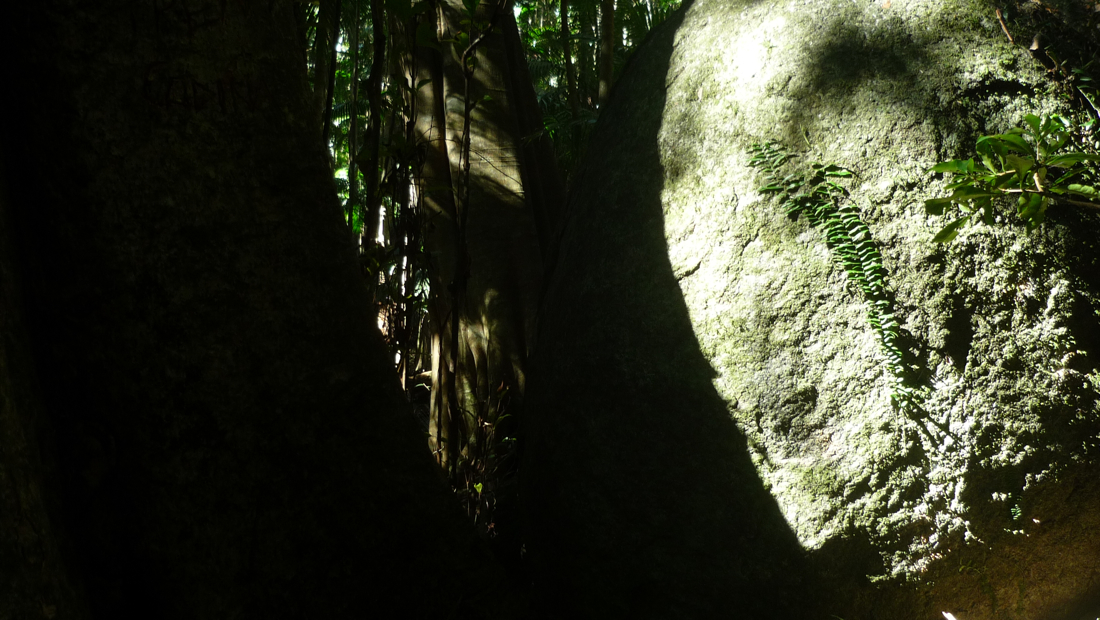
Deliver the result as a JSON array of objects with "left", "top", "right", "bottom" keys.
[
  {"left": 561, "top": 0, "right": 578, "bottom": 117},
  {"left": 312, "top": 0, "right": 341, "bottom": 140},
  {"left": 411, "top": 16, "right": 463, "bottom": 470},
  {"left": 2, "top": 2, "right": 522, "bottom": 617},
  {"left": 523, "top": 0, "right": 1100, "bottom": 618},
  {"left": 614, "top": 0, "right": 625, "bottom": 68},
  {"left": 347, "top": 1, "right": 361, "bottom": 226},
  {"left": 412, "top": 0, "right": 563, "bottom": 545},
  {"left": 320, "top": 1, "right": 341, "bottom": 152},
  {"left": 578, "top": 0, "right": 596, "bottom": 107},
  {"left": 501, "top": 8, "right": 567, "bottom": 266},
  {"left": 597, "top": 0, "right": 614, "bottom": 105},
  {"left": 359, "top": 0, "right": 388, "bottom": 245}
]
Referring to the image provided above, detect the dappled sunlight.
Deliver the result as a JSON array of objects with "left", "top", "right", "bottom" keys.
[
  {"left": 641, "top": 0, "right": 1100, "bottom": 618},
  {"left": 521, "top": 1, "right": 818, "bottom": 615}
]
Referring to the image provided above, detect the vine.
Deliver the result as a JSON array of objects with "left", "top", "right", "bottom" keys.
[{"left": 748, "top": 142, "right": 950, "bottom": 440}]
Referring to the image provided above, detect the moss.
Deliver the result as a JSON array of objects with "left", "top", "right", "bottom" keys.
[{"left": 657, "top": 0, "right": 1100, "bottom": 613}]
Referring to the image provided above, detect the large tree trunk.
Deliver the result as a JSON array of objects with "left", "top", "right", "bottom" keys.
[
  {"left": 2, "top": 1, "right": 520, "bottom": 617},
  {"left": 413, "top": 0, "right": 563, "bottom": 542},
  {"left": 360, "top": 0, "right": 388, "bottom": 245},
  {"left": 523, "top": 0, "right": 1100, "bottom": 618},
  {"left": 597, "top": 0, "right": 614, "bottom": 105},
  {"left": 312, "top": 0, "right": 342, "bottom": 142},
  {"left": 561, "top": 0, "right": 579, "bottom": 118},
  {"left": 577, "top": 0, "right": 597, "bottom": 108}
]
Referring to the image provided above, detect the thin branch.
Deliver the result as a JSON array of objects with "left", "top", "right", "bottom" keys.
[
  {"left": 995, "top": 8, "right": 1014, "bottom": 45},
  {"left": 1001, "top": 187, "right": 1100, "bottom": 210}
]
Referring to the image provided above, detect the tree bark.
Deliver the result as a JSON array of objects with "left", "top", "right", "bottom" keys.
[
  {"left": 598, "top": 0, "right": 615, "bottom": 105},
  {"left": 406, "top": 0, "right": 563, "bottom": 556},
  {"left": 561, "top": 0, "right": 579, "bottom": 117},
  {"left": 2, "top": 1, "right": 521, "bottom": 617},
  {"left": 415, "top": 1, "right": 553, "bottom": 431},
  {"left": 578, "top": 0, "right": 596, "bottom": 107},
  {"left": 313, "top": 0, "right": 341, "bottom": 140},
  {"left": 359, "top": 0, "right": 388, "bottom": 245},
  {"left": 347, "top": 1, "right": 361, "bottom": 226},
  {"left": 320, "top": 0, "right": 342, "bottom": 152}
]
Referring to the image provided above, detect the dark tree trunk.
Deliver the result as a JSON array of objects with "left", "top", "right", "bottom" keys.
[
  {"left": 360, "top": 0, "right": 388, "bottom": 245},
  {"left": 578, "top": 0, "right": 597, "bottom": 107},
  {"left": 319, "top": 0, "right": 342, "bottom": 151},
  {"left": 2, "top": 2, "right": 521, "bottom": 618},
  {"left": 598, "top": 0, "right": 614, "bottom": 105},
  {"left": 347, "top": 1, "right": 360, "bottom": 226},
  {"left": 561, "top": 0, "right": 578, "bottom": 117},
  {"left": 313, "top": 0, "right": 341, "bottom": 139},
  {"left": 413, "top": 0, "right": 561, "bottom": 490}
]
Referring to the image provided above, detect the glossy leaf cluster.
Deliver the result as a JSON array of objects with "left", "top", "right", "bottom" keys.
[{"left": 926, "top": 113, "right": 1100, "bottom": 242}]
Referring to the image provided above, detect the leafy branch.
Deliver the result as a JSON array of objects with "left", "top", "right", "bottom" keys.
[{"left": 925, "top": 113, "right": 1100, "bottom": 242}]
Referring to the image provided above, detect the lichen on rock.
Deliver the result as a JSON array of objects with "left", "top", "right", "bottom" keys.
[{"left": 658, "top": 0, "right": 1100, "bottom": 615}]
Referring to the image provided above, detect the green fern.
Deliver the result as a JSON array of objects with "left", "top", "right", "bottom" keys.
[{"left": 749, "top": 142, "right": 947, "bottom": 439}]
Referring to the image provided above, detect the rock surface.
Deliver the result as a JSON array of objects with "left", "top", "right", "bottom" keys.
[{"left": 524, "top": 0, "right": 1100, "bottom": 617}]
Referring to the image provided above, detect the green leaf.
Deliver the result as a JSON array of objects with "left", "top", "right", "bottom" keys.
[
  {"left": 474, "top": 482, "right": 483, "bottom": 494},
  {"left": 1043, "top": 131, "right": 1069, "bottom": 157},
  {"left": 931, "top": 159, "right": 974, "bottom": 174},
  {"left": 1046, "top": 153, "right": 1100, "bottom": 167},
  {"left": 1023, "top": 114, "right": 1043, "bottom": 137},
  {"left": 933, "top": 215, "right": 970, "bottom": 243},
  {"left": 1005, "top": 154, "right": 1035, "bottom": 174},
  {"left": 978, "top": 152, "right": 999, "bottom": 173},
  {"left": 945, "top": 177, "right": 978, "bottom": 190},
  {"left": 924, "top": 197, "right": 954, "bottom": 215},
  {"left": 1020, "top": 194, "right": 1049, "bottom": 232},
  {"left": 976, "top": 136, "right": 1008, "bottom": 159},
  {"left": 991, "top": 170, "right": 1018, "bottom": 189},
  {"left": 1067, "top": 183, "right": 1100, "bottom": 198},
  {"left": 996, "top": 132, "right": 1034, "bottom": 155},
  {"left": 814, "top": 164, "right": 853, "bottom": 177},
  {"left": 948, "top": 185, "right": 997, "bottom": 202},
  {"left": 1018, "top": 192, "right": 1043, "bottom": 218}
]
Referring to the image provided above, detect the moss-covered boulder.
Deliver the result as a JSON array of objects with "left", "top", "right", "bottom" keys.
[{"left": 523, "top": 0, "right": 1100, "bottom": 617}]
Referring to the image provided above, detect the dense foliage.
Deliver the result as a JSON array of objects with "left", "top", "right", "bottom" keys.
[{"left": 926, "top": 113, "right": 1100, "bottom": 241}]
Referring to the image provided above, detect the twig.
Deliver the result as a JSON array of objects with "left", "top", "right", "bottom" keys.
[
  {"left": 1001, "top": 187, "right": 1100, "bottom": 210},
  {"left": 996, "top": 8, "right": 1015, "bottom": 45}
]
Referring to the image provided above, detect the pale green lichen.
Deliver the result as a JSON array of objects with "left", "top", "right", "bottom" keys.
[{"left": 657, "top": 0, "right": 1100, "bottom": 586}]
